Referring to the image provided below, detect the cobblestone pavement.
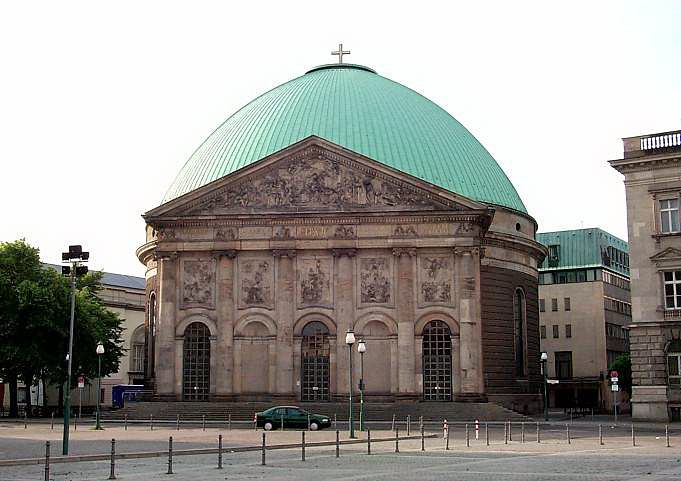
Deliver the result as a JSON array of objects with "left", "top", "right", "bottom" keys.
[{"left": 1, "top": 423, "right": 680, "bottom": 480}]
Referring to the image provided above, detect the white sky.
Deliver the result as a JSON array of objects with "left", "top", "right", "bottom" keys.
[{"left": 1, "top": 1, "right": 679, "bottom": 277}]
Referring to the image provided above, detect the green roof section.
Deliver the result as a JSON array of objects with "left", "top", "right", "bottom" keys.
[
  {"left": 537, "top": 228, "right": 629, "bottom": 276},
  {"left": 163, "top": 64, "right": 527, "bottom": 212}
]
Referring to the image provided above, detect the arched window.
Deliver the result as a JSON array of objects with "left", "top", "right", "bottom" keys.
[
  {"left": 130, "top": 325, "right": 146, "bottom": 374},
  {"left": 148, "top": 292, "right": 157, "bottom": 377},
  {"left": 667, "top": 340, "right": 681, "bottom": 386},
  {"left": 513, "top": 288, "right": 527, "bottom": 377},
  {"left": 301, "top": 321, "right": 330, "bottom": 401},
  {"left": 422, "top": 320, "right": 452, "bottom": 401}
]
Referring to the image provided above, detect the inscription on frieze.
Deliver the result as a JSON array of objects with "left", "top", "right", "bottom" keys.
[
  {"left": 297, "top": 257, "right": 333, "bottom": 308},
  {"left": 419, "top": 256, "right": 452, "bottom": 305},
  {"left": 185, "top": 152, "right": 450, "bottom": 214},
  {"left": 296, "top": 225, "right": 329, "bottom": 239},
  {"left": 360, "top": 257, "right": 392, "bottom": 305},
  {"left": 238, "top": 257, "right": 274, "bottom": 309},
  {"left": 182, "top": 260, "right": 215, "bottom": 308}
]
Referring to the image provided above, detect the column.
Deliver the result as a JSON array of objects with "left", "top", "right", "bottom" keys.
[
  {"left": 332, "top": 248, "right": 356, "bottom": 397},
  {"left": 393, "top": 248, "right": 417, "bottom": 397},
  {"left": 156, "top": 252, "right": 178, "bottom": 399},
  {"left": 233, "top": 339, "right": 242, "bottom": 394},
  {"left": 273, "top": 249, "right": 296, "bottom": 396},
  {"left": 454, "top": 247, "right": 486, "bottom": 400},
  {"left": 215, "top": 251, "right": 237, "bottom": 398}
]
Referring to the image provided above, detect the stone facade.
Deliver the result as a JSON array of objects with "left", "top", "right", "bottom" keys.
[
  {"left": 610, "top": 130, "right": 681, "bottom": 421},
  {"left": 138, "top": 137, "right": 546, "bottom": 406}
]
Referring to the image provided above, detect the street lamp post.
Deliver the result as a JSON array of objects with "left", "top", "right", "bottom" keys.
[
  {"left": 357, "top": 339, "right": 366, "bottom": 431},
  {"left": 95, "top": 342, "right": 105, "bottom": 430},
  {"left": 345, "top": 329, "right": 356, "bottom": 439},
  {"left": 61, "top": 245, "right": 89, "bottom": 455},
  {"left": 540, "top": 352, "right": 548, "bottom": 421}
]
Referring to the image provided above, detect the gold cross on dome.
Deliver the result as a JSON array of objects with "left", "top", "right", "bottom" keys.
[{"left": 331, "top": 43, "right": 350, "bottom": 64}]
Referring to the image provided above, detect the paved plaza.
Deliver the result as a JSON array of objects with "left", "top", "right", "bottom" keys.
[{"left": 1, "top": 422, "right": 681, "bottom": 480}]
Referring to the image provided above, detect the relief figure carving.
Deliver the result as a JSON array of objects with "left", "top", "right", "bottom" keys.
[
  {"left": 360, "top": 258, "right": 391, "bottom": 304},
  {"left": 183, "top": 260, "right": 215, "bottom": 306},
  {"left": 420, "top": 256, "right": 452, "bottom": 304},
  {"left": 393, "top": 225, "right": 417, "bottom": 237},
  {"left": 241, "top": 260, "right": 272, "bottom": 306},
  {"left": 299, "top": 259, "right": 330, "bottom": 304}
]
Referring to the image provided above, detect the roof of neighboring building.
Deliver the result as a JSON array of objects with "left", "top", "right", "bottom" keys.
[
  {"left": 44, "top": 264, "right": 146, "bottom": 290},
  {"left": 162, "top": 63, "right": 527, "bottom": 213},
  {"left": 536, "top": 228, "right": 629, "bottom": 276}
]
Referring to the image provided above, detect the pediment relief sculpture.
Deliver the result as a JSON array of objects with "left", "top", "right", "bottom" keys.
[{"left": 168, "top": 148, "right": 461, "bottom": 216}]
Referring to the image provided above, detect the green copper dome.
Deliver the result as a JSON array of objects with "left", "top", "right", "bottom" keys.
[{"left": 164, "top": 64, "right": 527, "bottom": 213}]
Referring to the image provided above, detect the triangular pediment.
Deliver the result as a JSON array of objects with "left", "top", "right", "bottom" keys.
[
  {"left": 146, "top": 137, "right": 487, "bottom": 219},
  {"left": 650, "top": 247, "right": 681, "bottom": 263}
]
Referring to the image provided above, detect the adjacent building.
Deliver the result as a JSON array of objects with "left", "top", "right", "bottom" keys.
[
  {"left": 137, "top": 61, "right": 547, "bottom": 410},
  {"left": 537, "top": 228, "right": 631, "bottom": 410},
  {"left": 610, "top": 130, "right": 681, "bottom": 421}
]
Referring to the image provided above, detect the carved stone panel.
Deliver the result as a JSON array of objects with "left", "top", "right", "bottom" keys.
[
  {"left": 297, "top": 256, "right": 333, "bottom": 309},
  {"left": 358, "top": 256, "right": 393, "bottom": 307},
  {"left": 181, "top": 259, "right": 216, "bottom": 309},
  {"left": 238, "top": 256, "right": 274, "bottom": 309},
  {"left": 418, "top": 254, "right": 454, "bottom": 306},
  {"left": 182, "top": 149, "right": 452, "bottom": 215}
]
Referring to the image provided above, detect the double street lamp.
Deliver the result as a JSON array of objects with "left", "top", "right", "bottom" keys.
[
  {"left": 95, "top": 342, "right": 105, "bottom": 430},
  {"left": 357, "top": 339, "right": 366, "bottom": 431},
  {"left": 345, "top": 329, "right": 356, "bottom": 439},
  {"left": 540, "top": 352, "right": 548, "bottom": 421}
]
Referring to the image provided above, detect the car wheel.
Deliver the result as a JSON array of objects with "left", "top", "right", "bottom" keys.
[
  {"left": 309, "top": 422, "right": 319, "bottom": 431},
  {"left": 264, "top": 422, "right": 273, "bottom": 431}
]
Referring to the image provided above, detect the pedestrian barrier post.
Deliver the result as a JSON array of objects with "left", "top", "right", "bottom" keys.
[
  {"left": 177, "top": 414, "right": 180, "bottom": 431},
  {"left": 465, "top": 423, "right": 470, "bottom": 447},
  {"left": 508, "top": 420, "right": 512, "bottom": 441},
  {"left": 631, "top": 424, "right": 635, "bottom": 446},
  {"left": 202, "top": 414, "right": 206, "bottom": 431},
  {"left": 367, "top": 429, "right": 371, "bottom": 455},
  {"left": 218, "top": 434, "right": 223, "bottom": 469},
  {"left": 301, "top": 431, "right": 306, "bottom": 462},
  {"left": 566, "top": 424, "right": 570, "bottom": 444},
  {"left": 407, "top": 415, "right": 411, "bottom": 436},
  {"left": 261, "top": 433, "right": 266, "bottom": 465},
  {"left": 335, "top": 430, "right": 340, "bottom": 458},
  {"left": 475, "top": 419, "right": 480, "bottom": 440},
  {"left": 504, "top": 421, "right": 508, "bottom": 444},
  {"left": 44, "top": 441, "right": 50, "bottom": 481},
  {"left": 536, "top": 422, "right": 540, "bottom": 443},
  {"left": 666, "top": 424, "right": 670, "bottom": 447},
  {"left": 391, "top": 413, "right": 395, "bottom": 431},
  {"left": 444, "top": 420, "right": 449, "bottom": 450},
  {"left": 486, "top": 422, "right": 490, "bottom": 446},
  {"left": 124, "top": 414, "right": 128, "bottom": 431},
  {"left": 108, "top": 438, "right": 116, "bottom": 480},
  {"left": 51, "top": 413, "right": 54, "bottom": 430},
  {"left": 395, "top": 427, "right": 400, "bottom": 453},
  {"left": 150, "top": 414, "right": 154, "bottom": 431},
  {"left": 167, "top": 436, "right": 173, "bottom": 475},
  {"left": 521, "top": 422, "right": 525, "bottom": 443},
  {"left": 421, "top": 425, "right": 425, "bottom": 451}
]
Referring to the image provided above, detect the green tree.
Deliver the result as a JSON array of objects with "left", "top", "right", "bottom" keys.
[
  {"left": 0, "top": 240, "right": 125, "bottom": 417},
  {"left": 608, "top": 354, "right": 632, "bottom": 397}
]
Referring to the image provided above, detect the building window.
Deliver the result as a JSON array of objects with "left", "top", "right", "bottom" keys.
[
  {"left": 540, "top": 325, "right": 546, "bottom": 339},
  {"left": 130, "top": 325, "right": 146, "bottom": 374},
  {"left": 552, "top": 325, "right": 559, "bottom": 339},
  {"left": 548, "top": 245, "right": 560, "bottom": 267},
  {"left": 664, "top": 271, "right": 681, "bottom": 309},
  {"left": 564, "top": 297, "right": 571, "bottom": 311},
  {"left": 660, "top": 199, "right": 680, "bottom": 233},
  {"left": 539, "top": 299, "right": 545, "bottom": 312},
  {"left": 551, "top": 298, "right": 558, "bottom": 311},
  {"left": 513, "top": 289, "right": 527, "bottom": 377},
  {"left": 555, "top": 351, "right": 573, "bottom": 379},
  {"left": 565, "top": 324, "right": 572, "bottom": 338},
  {"left": 668, "top": 352, "right": 681, "bottom": 386}
]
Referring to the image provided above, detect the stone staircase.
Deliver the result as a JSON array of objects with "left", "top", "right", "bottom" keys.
[{"left": 101, "top": 401, "right": 530, "bottom": 423}]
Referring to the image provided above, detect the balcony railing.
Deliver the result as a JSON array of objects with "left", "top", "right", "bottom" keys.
[
  {"left": 623, "top": 130, "right": 681, "bottom": 158},
  {"left": 664, "top": 309, "right": 681, "bottom": 320}
]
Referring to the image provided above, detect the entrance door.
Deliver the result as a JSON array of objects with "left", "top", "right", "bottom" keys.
[
  {"left": 182, "top": 322, "right": 210, "bottom": 401},
  {"left": 422, "top": 320, "right": 452, "bottom": 401},
  {"left": 301, "top": 321, "right": 330, "bottom": 401}
]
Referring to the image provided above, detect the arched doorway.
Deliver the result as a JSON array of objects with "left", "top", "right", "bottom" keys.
[
  {"left": 182, "top": 322, "right": 210, "bottom": 400},
  {"left": 422, "top": 320, "right": 452, "bottom": 401},
  {"left": 301, "top": 321, "right": 330, "bottom": 401}
]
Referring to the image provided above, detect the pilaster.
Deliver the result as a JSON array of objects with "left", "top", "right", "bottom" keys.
[
  {"left": 156, "top": 252, "right": 179, "bottom": 399},
  {"left": 333, "top": 248, "right": 356, "bottom": 395},
  {"left": 273, "top": 249, "right": 296, "bottom": 395},
  {"left": 215, "top": 250, "right": 237, "bottom": 397},
  {"left": 393, "top": 247, "right": 417, "bottom": 396}
]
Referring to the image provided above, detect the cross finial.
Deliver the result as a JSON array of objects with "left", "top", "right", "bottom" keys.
[{"left": 331, "top": 43, "right": 350, "bottom": 64}]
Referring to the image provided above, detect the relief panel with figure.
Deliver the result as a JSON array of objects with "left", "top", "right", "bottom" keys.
[
  {"left": 181, "top": 260, "right": 216, "bottom": 309},
  {"left": 297, "top": 257, "right": 333, "bottom": 309},
  {"left": 238, "top": 257, "right": 274, "bottom": 309},
  {"left": 418, "top": 255, "right": 454, "bottom": 306},
  {"left": 358, "top": 257, "right": 393, "bottom": 307}
]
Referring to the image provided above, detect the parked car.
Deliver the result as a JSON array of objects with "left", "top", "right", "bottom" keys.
[{"left": 255, "top": 406, "right": 331, "bottom": 431}]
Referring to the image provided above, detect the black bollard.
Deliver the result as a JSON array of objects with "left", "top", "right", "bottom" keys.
[
  {"left": 167, "top": 436, "right": 173, "bottom": 475},
  {"left": 150, "top": 414, "right": 154, "bottom": 431},
  {"left": 51, "top": 413, "right": 54, "bottom": 430},
  {"left": 261, "top": 433, "right": 266, "bottom": 465},
  {"left": 632, "top": 424, "right": 635, "bottom": 446},
  {"left": 486, "top": 422, "right": 490, "bottom": 446},
  {"left": 599, "top": 424, "right": 603, "bottom": 445},
  {"left": 504, "top": 421, "right": 508, "bottom": 444},
  {"left": 566, "top": 424, "right": 570, "bottom": 444},
  {"left": 24, "top": 412, "right": 27, "bottom": 429},
  {"left": 395, "top": 427, "right": 400, "bottom": 453},
  {"left": 228, "top": 413, "right": 232, "bottom": 431},
  {"left": 301, "top": 431, "right": 306, "bottom": 462},
  {"left": 508, "top": 420, "right": 512, "bottom": 441},
  {"left": 44, "top": 441, "right": 50, "bottom": 481},
  {"left": 466, "top": 423, "right": 470, "bottom": 447},
  {"left": 108, "top": 438, "right": 116, "bottom": 480},
  {"left": 666, "top": 425, "right": 670, "bottom": 448},
  {"left": 202, "top": 414, "right": 206, "bottom": 431},
  {"left": 446, "top": 423, "right": 450, "bottom": 450},
  {"left": 421, "top": 425, "right": 425, "bottom": 452},
  {"left": 407, "top": 415, "right": 411, "bottom": 436},
  {"left": 335, "top": 430, "right": 340, "bottom": 458},
  {"left": 367, "top": 429, "right": 371, "bottom": 455},
  {"left": 536, "top": 422, "right": 540, "bottom": 443},
  {"left": 218, "top": 434, "right": 223, "bottom": 469},
  {"left": 521, "top": 422, "right": 525, "bottom": 443},
  {"left": 177, "top": 414, "right": 180, "bottom": 431},
  {"left": 124, "top": 414, "right": 128, "bottom": 431}
]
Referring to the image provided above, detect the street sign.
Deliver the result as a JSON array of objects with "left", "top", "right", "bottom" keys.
[
  {"left": 611, "top": 377, "right": 619, "bottom": 383},
  {"left": 611, "top": 371, "right": 618, "bottom": 379},
  {"left": 611, "top": 384, "right": 619, "bottom": 392},
  {"left": 77, "top": 376, "right": 84, "bottom": 389},
  {"left": 547, "top": 379, "right": 560, "bottom": 384}
]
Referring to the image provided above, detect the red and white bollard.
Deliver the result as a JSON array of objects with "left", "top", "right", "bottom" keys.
[
  {"left": 253, "top": 413, "right": 257, "bottom": 430},
  {"left": 443, "top": 419, "right": 449, "bottom": 450},
  {"left": 475, "top": 419, "right": 480, "bottom": 440}
]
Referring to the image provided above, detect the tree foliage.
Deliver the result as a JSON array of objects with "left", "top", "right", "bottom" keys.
[{"left": 0, "top": 240, "right": 125, "bottom": 416}]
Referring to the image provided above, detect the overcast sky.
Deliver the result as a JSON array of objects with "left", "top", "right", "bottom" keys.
[{"left": 1, "top": 1, "right": 679, "bottom": 277}]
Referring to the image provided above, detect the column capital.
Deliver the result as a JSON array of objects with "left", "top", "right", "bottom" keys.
[
  {"left": 331, "top": 248, "right": 357, "bottom": 258},
  {"left": 392, "top": 247, "right": 416, "bottom": 257},
  {"left": 453, "top": 246, "right": 485, "bottom": 259},
  {"left": 272, "top": 249, "right": 297, "bottom": 258},
  {"left": 154, "top": 250, "right": 179, "bottom": 261}
]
